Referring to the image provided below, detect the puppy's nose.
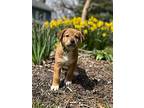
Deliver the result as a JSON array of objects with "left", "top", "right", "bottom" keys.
[{"left": 70, "top": 40, "right": 75, "bottom": 44}]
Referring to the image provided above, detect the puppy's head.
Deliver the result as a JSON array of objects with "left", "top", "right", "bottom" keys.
[{"left": 57, "top": 28, "right": 84, "bottom": 49}]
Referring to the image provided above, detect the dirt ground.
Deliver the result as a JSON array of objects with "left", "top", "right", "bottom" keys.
[{"left": 32, "top": 52, "right": 113, "bottom": 108}]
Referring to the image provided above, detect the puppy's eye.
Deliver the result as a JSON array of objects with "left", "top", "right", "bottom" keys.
[
  {"left": 65, "top": 34, "right": 69, "bottom": 37},
  {"left": 75, "top": 36, "right": 79, "bottom": 39}
]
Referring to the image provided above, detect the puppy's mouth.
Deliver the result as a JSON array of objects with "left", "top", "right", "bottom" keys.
[{"left": 66, "top": 43, "right": 76, "bottom": 49}]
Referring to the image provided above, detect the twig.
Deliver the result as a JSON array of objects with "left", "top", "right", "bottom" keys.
[
  {"left": 80, "top": 103, "right": 90, "bottom": 107},
  {"left": 65, "top": 99, "right": 71, "bottom": 108},
  {"left": 47, "top": 69, "right": 54, "bottom": 72},
  {"left": 66, "top": 87, "right": 73, "bottom": 92},
  {"left": 78, "top": 49, "right": 93, "bottom": 54},
  {"left": 69, "top": 101, "right": 77, "bottom": 104}
]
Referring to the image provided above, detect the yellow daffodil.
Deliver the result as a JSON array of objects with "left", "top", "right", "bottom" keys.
[
  {"left": 89, "top": 16, "right": 98, "bottom": 23},
  {"left": 102, "top": 33, "right": 107, "bottom": 37},
  {"left": 101, "top": 26, "right": 107, "bottom": 31},
  {"left": 74, "top": 25, "right": 81, "bottom": 30},
  {"left": 105, "top": 22, "right": 111, "bottom": 28},
  {"left": 90, "top": 26, "right": 96, "bottom": 31},
  {"left": 97, "top": 21, "right": 104, "bottom": 27},
  {"left": 50, "top": 20, "right": 58, "bottom": 28},
  {"left": 44, "top": 21, "right": 49, "bottom": 28},
  {"left": 88, "top": 21, "right": 94, "bottom": 26},
  {"left": 47, "top": 16, "right": 112, "bottom": 33},
  {"left": 84, "top": 29, "right": 88, "bottom": 35}
]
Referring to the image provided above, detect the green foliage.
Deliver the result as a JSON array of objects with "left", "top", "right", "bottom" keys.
[
  {"left": 32, "top": 101, "right": 44, "bottom": 108},
  {"left": 95, "top": 47, "right": 113, "bottom": 61},
  {"left": 75, "top": 0, "right": 113, "bottom": 21},
  {"left": 32, "top": 16, "right": 113, "bottom": 64},
  {"left": 82, "top": 29, "right": 112, "bottom": 51},
  {"left": 32, "top": 21, "right": 56, "bottom": 64},
  {"left": 32, "top": 101, "right": 60, "bottom": 108},
  {"left": 88, "top": 0, "right": 113, "bottom": 21}
]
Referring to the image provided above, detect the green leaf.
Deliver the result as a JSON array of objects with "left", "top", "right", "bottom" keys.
[{"left": 96, "top": 54, "right": 104, "bottom": 60}]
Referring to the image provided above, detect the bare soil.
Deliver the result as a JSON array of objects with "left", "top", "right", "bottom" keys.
[{"left": 32, "top": 53, "right": 113, "bottom": 108}]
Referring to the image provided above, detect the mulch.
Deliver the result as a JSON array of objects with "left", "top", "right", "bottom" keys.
[{"left": 32, "top": 53, "right": 113, "bottom": 108}]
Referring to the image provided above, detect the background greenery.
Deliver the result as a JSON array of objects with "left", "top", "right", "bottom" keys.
[{"left": 76, "top": 0, "right": 113, "bottom": 22}]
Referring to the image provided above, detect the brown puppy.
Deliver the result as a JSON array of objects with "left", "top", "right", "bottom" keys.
[{"left": 51, "top": 28, "right": 84, "bottom": 90}]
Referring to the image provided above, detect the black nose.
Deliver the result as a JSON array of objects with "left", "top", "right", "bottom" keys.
[{"left": 71, "top": 40, "right": 75, "bottom": 44}]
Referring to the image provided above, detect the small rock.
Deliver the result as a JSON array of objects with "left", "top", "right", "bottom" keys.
[
  {"left": 39, "top": 65, "right": 43, "bottom": 68},
  {"left": 107, "top": 81, "right": 112, "bottom": 84}
]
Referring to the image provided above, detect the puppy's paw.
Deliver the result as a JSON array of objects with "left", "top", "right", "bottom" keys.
[
  {"left": 65, "top": 81, "right": 72, "bottom": 86},
  {"left": 51, "top": 85, "right": 59, "bottom": 91}
]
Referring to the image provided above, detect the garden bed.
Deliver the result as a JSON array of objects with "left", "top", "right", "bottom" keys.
[{"left": 32, "top": 52, "right": 113, "bottom": 108}]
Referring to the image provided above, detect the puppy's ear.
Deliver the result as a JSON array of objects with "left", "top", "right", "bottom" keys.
[
  {"left": 57, "top": 29, "right": 67, "bottom": 41},
  {"left": 78, "top": 31, "right": 85, "bottom": 42}
]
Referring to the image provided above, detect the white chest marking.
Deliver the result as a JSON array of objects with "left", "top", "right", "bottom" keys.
[{"left": 62, "top": 55, "right": 69, "bottom": 63}]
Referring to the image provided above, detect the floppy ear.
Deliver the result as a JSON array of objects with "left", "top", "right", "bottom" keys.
[
  {"left": 57, "top": 29, "right": 67, "bottom": 41},
  {"left": 79, "top": 31, "right": 85, "bottom": 42}
]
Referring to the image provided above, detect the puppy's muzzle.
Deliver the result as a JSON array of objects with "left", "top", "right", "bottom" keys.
[
  {"left": 70, "top": 39, "right": 75, "bottom": 45},
  {"left": 67, "top": 39, "right": 76, "bottom": 48}
]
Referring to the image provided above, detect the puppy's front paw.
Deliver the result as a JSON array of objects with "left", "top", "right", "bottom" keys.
[
  {"left": 65, "top": 81, "right": 72, "bottom": 86},
  {"left": 51, "top": 85, "right": 59, "bottom": 91}
]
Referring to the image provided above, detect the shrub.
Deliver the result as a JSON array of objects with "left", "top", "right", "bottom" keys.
[
  {"left": 44, "top": 16, "right": 113, "bottom": 51},
  {"left": 95, "top": 47, "right": 113, "bottom": 61},
  {"left": 32, "top": 21, "right": 56, "bottom": 64},
  {"left": 32, "top": 16, "right": 113, "bottom": 63},
  {"left": 83, "top": 28, "right": 112, "bottom": 51}
]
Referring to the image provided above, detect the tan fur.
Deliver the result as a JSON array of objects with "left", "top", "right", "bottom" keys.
[{"left": 51, "top": 28, "right": 84, "bottom": 90}]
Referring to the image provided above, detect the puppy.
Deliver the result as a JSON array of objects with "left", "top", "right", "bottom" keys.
[{"left": 51, "top": 28, "right": 84, "bottom": 90}]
